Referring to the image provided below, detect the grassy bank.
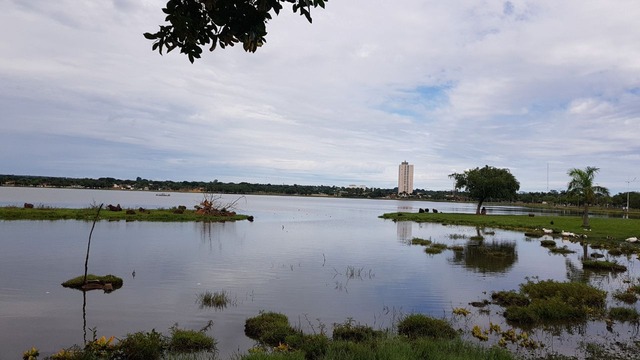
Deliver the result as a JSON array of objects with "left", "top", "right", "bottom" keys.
[
  {"left": 0, "top": 206, "right": 250, "bottom": 222},
  {"left": 380, "top": 212, "right": 639, "bottom": 242}
]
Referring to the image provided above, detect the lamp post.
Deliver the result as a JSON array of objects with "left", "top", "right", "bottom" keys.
[{"left": 626, "top": 177, "right": 637, "bottom": 213}]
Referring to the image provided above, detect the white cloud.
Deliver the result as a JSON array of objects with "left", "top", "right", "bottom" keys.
[{"left": 1, "top": 0, "right": 639, "bottom": 193}]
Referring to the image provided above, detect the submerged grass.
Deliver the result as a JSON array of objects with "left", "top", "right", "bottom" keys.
[
  {"left": 582, "top": 260, "right": 628, "bottom": 272},
  {"left": 197, "top": 290, "right": 231, "bottom": 309},
  {"left": 380, "top": 212, "right": 640, "bottom": 243},
  {"left": 0, "top": 206, "right": 250, "bottom": 222}
]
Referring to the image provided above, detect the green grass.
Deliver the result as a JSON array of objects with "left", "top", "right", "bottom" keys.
[
  {"left": 397, "top": 314, "right": 458, "bottom": 340},
  {"left": 549, "top": 246, "right": 576, "bottom": 254},
  {"left": 608, "top": 307, "right": 640, "bottom": 322},
  {"left": 197, "top": 290, "right": 231, "bottom": 309},
  {"left": 380, "top": 212, "right": 640, "bottom": 243},
  {"left": 498, "top": 280, "right": 607, "bottom": 325},
  {"left": 0, "top": 206, "right": 250, "bottom": 222},
  {"left": 410, "top": 237, "right": 432, "bottom": 246},
  {"left": 540, "top": 240, "right": 557, "bottom": 247},
  {"left": 582, "top": 260, "right": 628, "bottom": 272}
]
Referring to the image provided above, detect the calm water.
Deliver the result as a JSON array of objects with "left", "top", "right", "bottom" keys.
[{"left": 0, "top": 188, "right": 638, "bottom": 359}]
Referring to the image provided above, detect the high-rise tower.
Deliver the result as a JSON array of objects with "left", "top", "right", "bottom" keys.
[{"left": 398, "top": 161, "right": 414, "bottom": 195}]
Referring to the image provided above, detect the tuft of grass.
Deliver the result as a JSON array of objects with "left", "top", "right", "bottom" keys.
[
  {"left": 244, "top": 312, "right": 297, "bottom": 347},
  {"left": 411, "top": 237, "right": 432, "bottom": 246},
  {"left": 613, "top": 291, "right": 638, "bottom": 304},
  {"left": 169, "top": 326, "right": 216, "bottom": 353},
  {"left": 540, "top": 240, "right": 557, "bottom": 247},
  {"left": 424, "top": 247, "right": 444, "bottom": 255},
  {"left": 582, "top": 260, "right": 627, "bottom": 272},
  {"left": 197, "top": 291, "right": 230, "bottom": 309},
  {"left": 491, "top": 290, "right": 530, "bottom": 307},
  {"left": 448, "top": 245, "right": 464, "bottom": 252},
  {"left": 396, "top": 314, "right": 457, "bottom": 340},
  {"left": 332, "top": 319, "right": 383, "bottom": 342},
  {"left": 549, "top": 246, "right": 576, "bottom": 254},
  {"left": 608, "top": 307, "right": 640, "bottom": 322},
  {"left": 117, "top": 329, "right": 168, "bottom": 360},
  {"left": 501, "top": 280, "right": 606, "bottom": 325}
]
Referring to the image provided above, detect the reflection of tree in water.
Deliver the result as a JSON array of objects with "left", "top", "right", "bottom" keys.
[{"left": 450, "top": 241, "right": 517, "bottom": 274}]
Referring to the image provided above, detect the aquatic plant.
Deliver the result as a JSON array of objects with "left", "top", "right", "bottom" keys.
[
  {"left": 411, "top": 237, "right": 432, "bottom": 246},
  {"left": 245, "top": 312, "right": 297, "bottom": 347},
  {"left": 168, "top": 326, "right": 217, "bottom": 353},
  {"left": 197, "top": 290, "right": 230, "bottom": 309},
  {"left": 332, "top": 319, "right": 383, "bottom": 342},
  {"left": 396, "top": 314, "right": 457, "bottom": 340},
  {"left": 501, "top": 279, "right": 606, "bottom": 325},
  {"left": 608, "top": 307, "right": 640, "bottom": 322},
  {"left": 582, "top": 260, "right": 627, "bottom": 272},
  {"left": 116, "top": 329, "right": 168, "bottom": 360},
  {"left": 540, "top": 240, "right": 556, "bottom": 247},
  {"left": 549, "top": 246, "right": 576, "bottom": 255},
  {"left": 491, "top": 291, "right": 530, "bottom": 307},
  {"left": 612, "top": 291, "right": 638, "bottom": 304},
  {"left": 424, "top": 246, "right": 444, "bottom": 255},
  {"left": 22, "top": 346, "right": 39, "bottom": 360}
]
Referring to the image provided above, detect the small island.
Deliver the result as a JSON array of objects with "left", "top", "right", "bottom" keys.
[
  {"left": 61, "top": 274, "right": 123, "bottom": 292},
  {"left": 0, "top": 205, "right": 252, "bottom": 222}
]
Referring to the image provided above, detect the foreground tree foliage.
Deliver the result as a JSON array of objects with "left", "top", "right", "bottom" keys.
[
  {"left": 145, "top": 0, "right": 328, "bottom": 62},
  {"left": 449, "top": 166, "right": 520, "bottom": 214},
  {"left": 567, "top": 166, "right": 610, "bottom": 228}
]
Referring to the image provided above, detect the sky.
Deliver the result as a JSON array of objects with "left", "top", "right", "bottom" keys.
[{"left": 1, "top": 0, "right": 639, "bottom": 194}]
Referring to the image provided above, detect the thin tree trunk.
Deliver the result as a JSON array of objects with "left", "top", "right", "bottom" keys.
[{"left": 83, "top": 204, "right": 103, "bottom": 285}]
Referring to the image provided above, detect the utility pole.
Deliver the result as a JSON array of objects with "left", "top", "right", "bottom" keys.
[{"left": 626, "top": 177, "right": 637, "bottom": 214}]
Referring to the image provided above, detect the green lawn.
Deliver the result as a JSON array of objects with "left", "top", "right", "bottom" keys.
[{"left": 380, "top": 212, "right": 639, "bottom": 242}]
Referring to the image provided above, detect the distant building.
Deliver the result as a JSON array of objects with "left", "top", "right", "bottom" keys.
[{"left": 398, "top": 161, "right": 414, "bottom": 195}]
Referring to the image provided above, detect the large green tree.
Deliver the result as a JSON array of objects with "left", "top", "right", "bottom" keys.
[
  {"left": 449, "top": 165, "right": 520, "bottom": 215},
  {"left": 566, "top": 166, "right": 609, "bottom": 228},
  {"left": 145, "top": 0, "right": 328, "bottom": 62}
]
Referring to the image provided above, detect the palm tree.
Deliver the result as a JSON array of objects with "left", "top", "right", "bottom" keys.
[{"left": 567, "top": 167, "right": 609, "bottom": 228}]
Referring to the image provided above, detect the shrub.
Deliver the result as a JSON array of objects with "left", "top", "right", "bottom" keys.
[
  {"left": 397, "top": 314, "right": 457, "bottom": 340},
  {"left": 245, "top": 312, "right": 296, "bottom": 347},
  {"left": 169, "top": 327, "right": 216, "bottom": 353},
  {"left": 332, "top": 320, "right": 382, "bottom": 342},
  {"left": 285, "top": 333, "right": 330, "bottom": 360},
  {"left": 115, "top": 329, "right": 167, "bottom": 360}
]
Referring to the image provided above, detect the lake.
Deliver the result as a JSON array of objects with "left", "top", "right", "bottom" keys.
[{"left": 0, "top": 187, "right": 638, "bottom": 359}]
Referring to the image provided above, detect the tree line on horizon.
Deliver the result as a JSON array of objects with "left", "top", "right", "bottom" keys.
[{"left": 0, "top": 174, "right": 638, "bottom": 209}]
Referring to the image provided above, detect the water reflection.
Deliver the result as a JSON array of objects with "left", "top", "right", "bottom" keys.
[
  {"left": 450, "top": 241, "right": 518, "bottom": 274},
  {"left": 396, "top": 221, "right": 412, "bottom": 243}
]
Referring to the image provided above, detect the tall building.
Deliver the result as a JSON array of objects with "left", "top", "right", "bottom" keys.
[{"left": 398, "top": 161, "right": 414, "bottom": 195}]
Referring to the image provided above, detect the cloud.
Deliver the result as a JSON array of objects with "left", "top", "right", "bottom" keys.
[{"left": 0, "top": 0, "right": 639, "bottom": 193}]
